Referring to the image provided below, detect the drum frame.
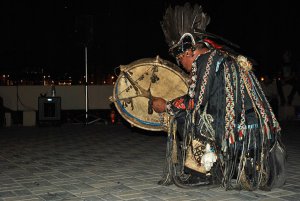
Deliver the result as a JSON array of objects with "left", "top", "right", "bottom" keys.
[{"left": 113, "top": 56, "right": 189, "bottom": 131}]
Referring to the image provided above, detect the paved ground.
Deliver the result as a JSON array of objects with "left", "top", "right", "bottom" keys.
[{"left": 0, "top": 120, "right": 299, "bottom": 201}]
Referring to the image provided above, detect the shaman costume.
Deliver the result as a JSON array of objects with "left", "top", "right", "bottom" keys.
[{"left": 159, "top": 3, "right": 286, "bottom": 190}]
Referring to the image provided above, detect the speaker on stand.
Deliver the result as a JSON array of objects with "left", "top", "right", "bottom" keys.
[{"left": 74, "top": 15, "right": 106, "bottom": 125}]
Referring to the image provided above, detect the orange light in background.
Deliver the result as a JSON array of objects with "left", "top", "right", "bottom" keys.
[{"left": 110, "top": 110, "right": 115, "bottom": 124}]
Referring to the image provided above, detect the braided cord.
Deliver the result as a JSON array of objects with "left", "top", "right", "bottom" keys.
[
  {"left": 192, "top": 50, "right": 217, "bottom": 123},
  {"left": 238, "top": 67, "right": 247, "bottom": 140},
  {"left": 250, "top": 72, "right": 281, "bottom": 133},
  {"left": 224, "top": 62, "right": 235, "bottom": 144},
  {"left": 241, "top": 70, "right": 271, "bottom": 139},
  {"left": 230, "top": 62, "right": 238, "bottom": 98}
]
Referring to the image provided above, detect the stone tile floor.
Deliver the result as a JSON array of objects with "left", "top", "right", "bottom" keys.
[{"left": 0, "top": 120, "right": 299, "bottom": 201}]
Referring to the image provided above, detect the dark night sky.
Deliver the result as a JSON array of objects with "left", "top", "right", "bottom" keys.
[{"left": 0, "top": 0, "right": 299, "bottom": 78}]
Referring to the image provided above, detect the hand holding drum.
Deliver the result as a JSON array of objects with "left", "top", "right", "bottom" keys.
[{"left": 152, "top": 97, "right": 166, "bottom": 113}]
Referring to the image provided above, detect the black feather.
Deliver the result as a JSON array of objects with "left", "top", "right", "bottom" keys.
[{"left": 161, "top": 3, "right": 210, "bottom": 48}]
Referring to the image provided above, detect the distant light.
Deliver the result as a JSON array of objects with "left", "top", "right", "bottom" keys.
[
  {"left": 111, "top": 76, "right": 114, "bottom": 79},
  {"left": 3, "top": 75, "right": 5, "bottom": 78},
  {"left": 260, "top": 77, "right": 264, "bottom": 81}
]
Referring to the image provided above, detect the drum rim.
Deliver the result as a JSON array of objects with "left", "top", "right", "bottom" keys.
[{"left": 113, "top": 57, "right": 189, "bottom": 131}]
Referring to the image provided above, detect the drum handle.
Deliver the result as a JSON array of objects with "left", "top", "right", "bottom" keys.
[
  {"left": 123, "top": 71, "right": 152, "bottom": 99},
  {"left": 119, "top": 71, "right": 154, "bottom": 114},
  {"left": 148, "top": 97, "right": 153, "bottom": 114}
]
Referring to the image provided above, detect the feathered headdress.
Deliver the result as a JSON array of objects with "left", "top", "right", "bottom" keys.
[
  {"left": 161, "top": 3, "right": 210, "bottom": 56},
  {"left": 161, "top": 3, "right": 239, "bottom": 57}
]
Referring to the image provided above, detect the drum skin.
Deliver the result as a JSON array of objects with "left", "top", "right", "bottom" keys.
[{"left": 113, "top": 56, "right": 189, "bottom": 131}]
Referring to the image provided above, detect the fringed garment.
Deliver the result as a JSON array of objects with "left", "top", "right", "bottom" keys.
[{"left": 159, "top": 49, "right": 286, "bottom": 190}]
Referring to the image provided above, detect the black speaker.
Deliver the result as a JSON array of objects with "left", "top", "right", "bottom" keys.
[
  {"left": 38, "top": 97, "right": 61, "bottom": 122},
  {"left": 74, "top": 15, "right": 94, "bottom": 46}
]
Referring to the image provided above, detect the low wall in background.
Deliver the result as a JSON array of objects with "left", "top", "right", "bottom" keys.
[
  {"left": 0, "top": 85, "right": 114, "bottom": 111},
  {"left": 276, "top": 85, "right": 300, "bottom": 121},
  {"left": 0, "top": 84, "right": 299, "bottom": 126},
  {"left": 0, "top": 85, "right": 115, "bottom": 126}
]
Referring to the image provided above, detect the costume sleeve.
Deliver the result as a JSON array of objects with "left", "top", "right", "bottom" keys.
[{"left": 166, "top": 95, "right": 192, "bottom": 116}]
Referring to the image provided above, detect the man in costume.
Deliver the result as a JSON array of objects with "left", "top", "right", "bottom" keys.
[{"left": 152, "top": 3, "right": 286, "bottom": 190}]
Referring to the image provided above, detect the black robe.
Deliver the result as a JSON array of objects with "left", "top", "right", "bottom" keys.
[{"left": 161, "top": 49, "right": 286, "bottom": 190}]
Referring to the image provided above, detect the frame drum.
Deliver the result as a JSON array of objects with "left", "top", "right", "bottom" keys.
[{"left": 112, "top": 56, "right": 189, "bottom": 131}]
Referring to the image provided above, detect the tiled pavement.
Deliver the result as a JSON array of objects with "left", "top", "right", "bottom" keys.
[{"left": 0, "top": 121, "right": 300, "bottom": 201}]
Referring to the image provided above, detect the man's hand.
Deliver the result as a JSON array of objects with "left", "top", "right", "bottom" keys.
[{"left": 152, "top": 97, "right": 166, "bottom": 113}]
